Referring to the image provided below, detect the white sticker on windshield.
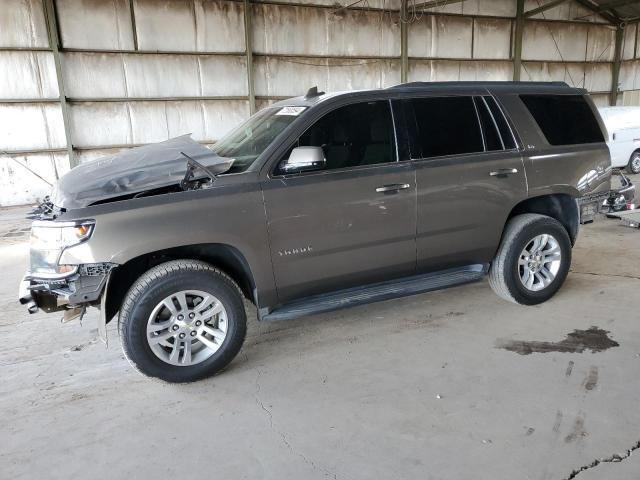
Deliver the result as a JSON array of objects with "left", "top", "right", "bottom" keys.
[{"left": 275, "top": 106, "right": 307, "bottom": 116}]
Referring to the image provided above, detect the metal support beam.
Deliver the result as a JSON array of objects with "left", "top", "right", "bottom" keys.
[
  {"left": 513, "top": 0, "right": 525, "bottom": 81},
  {"left": 244, "top": 0, "right": 256, "bottom": 114},
  {"left": 573, "top": 0, "right": 620, "bottom": 25},
  {"left": 412, "top": 0, "right": 464, "bottom": 10},
  {"left": 129, "top": 0, "right": 138, "bottom": 50},
  {"left": 610, "top": 25, "right": 624, "bottom": 106},
  {"left": 400, "top": 0, "right": 408, "bottom": 84},
  {"left": 594, "top": 0, "right": 637, "bottom": 13},
  {"left": 43, "top": 0, "right": 75, "bottom": 170},
  {"left": 524, "top": 0, "right": 567, "bottom": 18}
]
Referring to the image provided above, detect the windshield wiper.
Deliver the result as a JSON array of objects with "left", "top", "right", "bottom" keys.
[{"left": 179, "top": 151, "right": 219, "bottom": 190}]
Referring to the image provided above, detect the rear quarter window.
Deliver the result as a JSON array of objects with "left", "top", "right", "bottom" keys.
[{"left": 520, "top": 94, "right": 604, "bottom": 146}]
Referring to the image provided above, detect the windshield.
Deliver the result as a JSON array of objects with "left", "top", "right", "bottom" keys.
[{"left": 211, "top": 106, "right": 306, "bottom": 173}]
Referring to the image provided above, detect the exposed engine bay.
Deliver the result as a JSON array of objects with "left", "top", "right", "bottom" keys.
[{"left": 38, "top": 135, "right": 234, "bottom": 214}]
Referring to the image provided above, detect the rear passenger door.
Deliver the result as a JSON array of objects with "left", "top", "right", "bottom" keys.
[{"left": 401, "top": 95, "right": 527, "bottom": 272}]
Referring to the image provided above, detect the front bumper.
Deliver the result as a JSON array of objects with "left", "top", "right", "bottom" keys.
[{"left": 19, "top": 263, "right": 116, "bottom": 314}]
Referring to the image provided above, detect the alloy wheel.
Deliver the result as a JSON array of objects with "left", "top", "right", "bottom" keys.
[
  {"left": 146, "top": 290, "right": 228, "bottom": 366},
  {"left": 518, "top": 234, "right": 562, "bottom": 292}
]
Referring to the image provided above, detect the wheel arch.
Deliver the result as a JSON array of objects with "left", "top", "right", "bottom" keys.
[
  {"left": 105, "top": 243, "right": 256, "bottom": 323},
  {"left": 506, "top": 193, "right": 579, "bottom": 245}
]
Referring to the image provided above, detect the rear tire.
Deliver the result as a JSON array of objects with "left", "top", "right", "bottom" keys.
[
  {"left": 627, "top": 150, "right": 640, "bottom": 174},
  {"left": 119, "top": 260, "right": 247, "bottom": 383},
  {"left": 489, "top": 214, "right": 571, "bottom": 305}
]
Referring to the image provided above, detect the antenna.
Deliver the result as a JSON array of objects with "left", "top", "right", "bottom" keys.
[{"left": 305, "top": 86, "right": 325, "bottom": 99}]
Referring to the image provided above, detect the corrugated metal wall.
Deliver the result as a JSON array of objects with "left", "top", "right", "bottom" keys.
[
  {"left": 620, "top": 22, "right": 640, "bottom": 106},
  {"left": 1, "top": 0, "right": 638, "bottom": 206}
]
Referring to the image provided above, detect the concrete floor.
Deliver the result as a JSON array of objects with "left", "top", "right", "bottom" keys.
[{"left": 1, "top": 195, "right": 639, "bottom": 480}]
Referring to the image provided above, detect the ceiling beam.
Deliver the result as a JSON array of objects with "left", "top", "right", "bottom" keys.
[
  {"left": 573, "top": 0, "right": 621, "bottom": 24},
  {"left": 594, "top": 0, "right": 637, "bottom": 13},
  {"left": 524, "top": 0, "right": 568, "bottom": 18}
]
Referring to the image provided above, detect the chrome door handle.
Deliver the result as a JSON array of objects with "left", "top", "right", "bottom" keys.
[
  {"left": 489, "top": 168, "right": 518, "bottom": 177},
  {"left": 376, "top": 183, "right": 411, "bottom": 193}
]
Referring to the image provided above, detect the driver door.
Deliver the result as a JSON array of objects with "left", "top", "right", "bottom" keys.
[{"left": 261, "top": 100, "right": 417, "bottom": 303}]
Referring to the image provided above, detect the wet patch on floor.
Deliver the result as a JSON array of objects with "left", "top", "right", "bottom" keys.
[
  {"left": 565, "top": 412, "right": 588, "bottom": 443},
  {"left": 552, "top": 410, "right": 563, "bottom": 434},
  {"left": 583, "top": 366, "right": 599, "bottom": 391},
  {"left": 565, "top": 360, "right": 574, "bottom": 377},
  {"left": 496, "top": 327, "right": 619, "bottom": 355}
]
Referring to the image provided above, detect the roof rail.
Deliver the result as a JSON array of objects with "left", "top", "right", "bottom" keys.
[{"left": 387, "top": 81, "right": 570, "bottom": 89}]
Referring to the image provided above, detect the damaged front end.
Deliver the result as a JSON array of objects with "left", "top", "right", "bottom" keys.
[
  {"left": 19, "top": 263, "right": 115, "bottom": 319},
  {"left": 50, "top": 135, "right": 234, "bottom": 210},
  {"left": 18, "top": 135, "right": 235, "bottom": 335},
  {"left": 18, "top": 218, "right": 116, "bottom": 321}
]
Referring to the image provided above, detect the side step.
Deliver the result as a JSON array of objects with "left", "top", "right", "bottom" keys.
[{"left": 262, "top": 264, "right": 487, "bottom": 322}]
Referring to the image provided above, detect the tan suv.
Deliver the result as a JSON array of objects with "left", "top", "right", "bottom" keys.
[{"left": 20, "top": 81, "right": 611, "bottom": 382}]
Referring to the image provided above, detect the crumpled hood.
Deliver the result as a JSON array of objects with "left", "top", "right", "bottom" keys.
[{"left": 51, "top": 135, "right": 233, "bottom": 210}]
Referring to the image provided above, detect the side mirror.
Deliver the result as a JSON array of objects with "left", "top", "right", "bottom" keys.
[{"left": 280, "top": 146, "right": 326, "bottom": 174}]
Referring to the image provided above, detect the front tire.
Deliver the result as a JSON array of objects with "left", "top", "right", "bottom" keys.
[
  {"left": 119, "top": 260, "right": 247, "bottom": 383},
  {"left": 627, "top": 150, "right": 640, "bottom": 174},
  {"left": 489, "top": 214, "right": 572, "bottom": 305}
]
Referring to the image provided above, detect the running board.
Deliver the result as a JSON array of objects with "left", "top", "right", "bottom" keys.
[{"left": 261, "top": 264, "right": 487, "bottom": 322}]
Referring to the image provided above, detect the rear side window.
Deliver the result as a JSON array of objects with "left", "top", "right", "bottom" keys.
[
  {"left": 409, "top": 96, "right": 484, "bottom": 158},
  {"left": 484, "top": 96, "right": 517, "bottom": 150},
  {"left": 474, "top": 97, "right": 503, "bottom": 151},
  {"left": 520, "top": 94, "right": 604, "bottom": 145}
]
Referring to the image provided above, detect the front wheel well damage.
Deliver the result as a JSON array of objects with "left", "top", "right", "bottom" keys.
[
  {"left": 506, "top": 194, "right": 579, "bottom": 245},
  {"left": 104, "top": 244, "right": 256, "bottom": 323}
]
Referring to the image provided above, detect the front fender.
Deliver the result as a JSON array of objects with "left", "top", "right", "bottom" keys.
[{"left": 58, "top": 183, "right": 276, "bottom": 306}]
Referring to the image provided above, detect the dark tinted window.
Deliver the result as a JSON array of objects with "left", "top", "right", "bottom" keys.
[
  {"left": 410, "top": 96, "right": 484, "bottom": 158},
  {"left": 520, "top": 94, "right": 604, "bottom": 145},
  {"left": 484, "top": 96, "right": 517, "bottom": 150},
  {"left": 286, "top": 100, "right": 396, "bottom": 172},
  {"left": 475, "top": 97, "right": 502, "bottom": 151}
]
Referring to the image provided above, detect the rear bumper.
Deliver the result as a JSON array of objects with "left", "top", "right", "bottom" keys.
[{"left": 578, "top": 191, "right": 609, "bottom": 224}]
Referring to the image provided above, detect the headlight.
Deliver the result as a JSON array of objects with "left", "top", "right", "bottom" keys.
[{"left": 29, "top": 220, "right": 94, "bottom": 279}]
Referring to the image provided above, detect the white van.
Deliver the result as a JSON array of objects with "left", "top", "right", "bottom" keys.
[{"left": 598, "top": 107, "right": 640, "bottom": 174}]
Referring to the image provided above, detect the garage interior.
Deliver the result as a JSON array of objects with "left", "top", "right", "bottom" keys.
[{"left": 1, "top": 0, "right": 640, "bottom": 479}]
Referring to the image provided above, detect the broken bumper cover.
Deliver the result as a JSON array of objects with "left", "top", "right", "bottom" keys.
[
  {"left": 18, "top": 263, "right": 116, "bottom": 314},
  {"left": 577, "top": 191, "right": 609, "bottom": 224}
]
